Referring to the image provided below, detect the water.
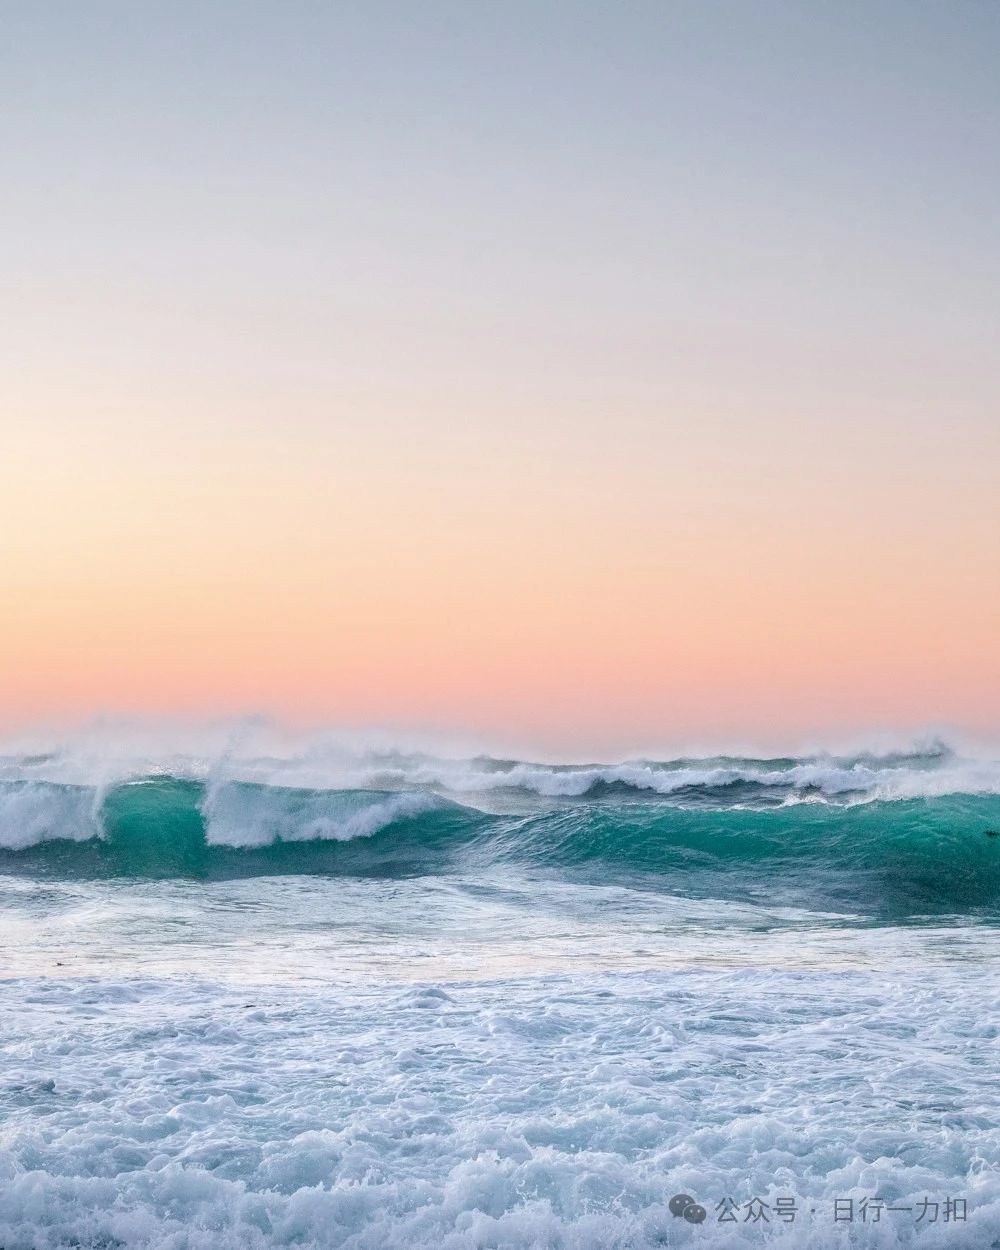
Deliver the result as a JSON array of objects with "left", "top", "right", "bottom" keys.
[{"left": 1, "top": 735, "right": 999, "bottom": 1247}]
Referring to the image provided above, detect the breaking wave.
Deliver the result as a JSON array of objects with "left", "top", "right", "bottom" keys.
[{"left": 0, "top": 743, "right": 998, "bottom": 915}]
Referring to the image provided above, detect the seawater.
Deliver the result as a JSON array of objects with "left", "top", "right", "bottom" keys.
[{"left": 1, "top": 737, "right": 998, "bottom": 1248}]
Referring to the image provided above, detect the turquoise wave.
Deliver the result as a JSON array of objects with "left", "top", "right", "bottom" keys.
[{"left": 0, "top": 777, "right": 998, "bottom": 917}]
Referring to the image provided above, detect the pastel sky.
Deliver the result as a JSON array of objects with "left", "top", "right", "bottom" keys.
[{"left": 2, "top": 2, "right": 998, "bottom": 755}]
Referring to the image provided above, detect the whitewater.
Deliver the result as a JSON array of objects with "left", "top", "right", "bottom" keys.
[{"left": 1, "top": 732, "right": 998, "bottom": 1248}]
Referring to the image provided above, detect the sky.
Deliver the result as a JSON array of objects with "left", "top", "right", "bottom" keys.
[{"left": 2, "top": 1, "right": 998, "bottom": 756}]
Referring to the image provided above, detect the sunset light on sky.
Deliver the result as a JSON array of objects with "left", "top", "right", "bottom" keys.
[{"left": 3, "top": 2, "right": 998, "bottom": 754}]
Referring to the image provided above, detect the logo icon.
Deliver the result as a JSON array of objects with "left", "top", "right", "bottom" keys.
[{"left": 670, "top": 1193, "right": 707, "bottom": 1224}]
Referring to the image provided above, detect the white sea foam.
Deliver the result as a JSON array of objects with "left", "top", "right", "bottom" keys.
[
  {"left": 0, "top": 724, "right": 999, "bottom": 854},
  {"left": 0, "top": 781, "right": 98, "bottom": 850},
  {"left": 0, "top": 967, "right": 997, "bottom": 1249},
  {"left": 201, "top": 786, "right": 440, "bottom": 848},
  {"left": 2, "top": 743, "right": 998, "bottom": 1250},
  {"left": 366, "top": 753, "right": 1000, "bottom": 801}
]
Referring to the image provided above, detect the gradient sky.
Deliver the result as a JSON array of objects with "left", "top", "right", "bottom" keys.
[{"left": 2, "top": 1, "right": 998, "bottom": 755}]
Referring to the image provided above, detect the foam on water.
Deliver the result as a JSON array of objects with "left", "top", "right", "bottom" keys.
[
  {"left": 1, "top": 730, "right": 998, "bottom": 1248},
  {"left": 2, "top": 968, "right": 999, "bottom": 1249},
  {"left": 1, "top": 773, "right": 998, "bottom": 921},
  {"left": 2, "top": 729, "right": 999, "bottom": 806}
]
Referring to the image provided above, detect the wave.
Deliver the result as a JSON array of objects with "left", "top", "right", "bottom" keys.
[
  {"left": 509, "top": 792, "right": 1000, "bottom": 915},
  {"left": 4, "top": 737, "right": 1000, "bottom": 804},
  {"left": 0, "top": 776, "right": 470, "bottom": 866},
  {"left": 0, "top": 768, "right": 998, "bottom": 916},
  {"left": 361, "top": 742, "right": 1000, "bottom": 803},
  {"left": 0, "top": 779, "right": 447, "bottom": 851}
]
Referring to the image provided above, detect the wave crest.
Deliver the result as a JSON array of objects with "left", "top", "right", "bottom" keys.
[
  {"left": 0, "top": 743, "right": 998, "bottom": 916},
  {"left": 202, "top": 785, "right": 441, "bottom": 848}
]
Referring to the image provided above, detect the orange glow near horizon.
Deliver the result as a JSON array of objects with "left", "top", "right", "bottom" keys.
[{"left": 3, "top": 387, "right": 998, "bottom": 755}]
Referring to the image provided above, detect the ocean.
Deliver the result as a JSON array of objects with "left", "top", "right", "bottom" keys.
[{"left": 1, "top": 736, "right": 998, "bottom": 1248}]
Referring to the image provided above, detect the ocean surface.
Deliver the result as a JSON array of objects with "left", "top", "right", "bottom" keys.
[{"left": 1, "top": 735, "right": 999, "bottom": 1249}]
